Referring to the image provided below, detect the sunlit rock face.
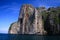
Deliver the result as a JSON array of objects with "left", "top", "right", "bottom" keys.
[
  {"left": 8, "top": 4, "right": 47, "bottom": 35},
  {"left": 8, "top": 4, "right": 60, "bottom": 35},
  {"left": 8, "top": 22, "right": 20, "bottom": 34}
]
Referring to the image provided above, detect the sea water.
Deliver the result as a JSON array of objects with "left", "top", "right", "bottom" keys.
[{"left": 0, "top": 34, "right": 60, "bottom": 40}]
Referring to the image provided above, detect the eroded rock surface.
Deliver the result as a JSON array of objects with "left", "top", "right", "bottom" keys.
[
  {"left": 8, "top": 4, "right": 47, "bottom": 35},
  {"left": 8, "top": 4, "right": 60, "bottom": 35}
]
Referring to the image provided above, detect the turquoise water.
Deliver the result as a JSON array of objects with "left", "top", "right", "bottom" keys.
[{"left": 0, "top": 34, "right": 60, "bottom": 40}]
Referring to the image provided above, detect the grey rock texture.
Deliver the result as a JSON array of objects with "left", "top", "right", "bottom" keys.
[
  {"left": 8, "top": 4, "right": 47, "bottom": 35},
  {"left": 8, "top": 4, "right": 60, "bottom": 35}
]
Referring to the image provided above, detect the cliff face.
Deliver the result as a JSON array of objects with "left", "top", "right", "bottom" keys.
[
  {"left": 8, "top": 4, "right": 60, "bottom": 35},
  {"left": 44, "top": 7, "right": 60, "bottom": 35}
]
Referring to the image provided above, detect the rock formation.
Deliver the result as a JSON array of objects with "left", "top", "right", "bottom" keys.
[
  {"left": 44, "top": 7, "right": 60, "bottom": 35},
  {"left": 8, "top": 4, "right": 47, "bottom": 35},
  {"left": 8, "top": 4, "right": 60, "bottom": 35}
]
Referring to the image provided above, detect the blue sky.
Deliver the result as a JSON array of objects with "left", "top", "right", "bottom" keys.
[{"left": 0, "top": 0, "right": 60, "bottom": 33}]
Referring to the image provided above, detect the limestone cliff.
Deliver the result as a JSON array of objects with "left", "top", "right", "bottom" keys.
[
  {"left": 8, "top": 4, "right": 60, "bottom": 35},
  {"left": 8, "top": 4, "right": 47, "bottom": 35}
]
